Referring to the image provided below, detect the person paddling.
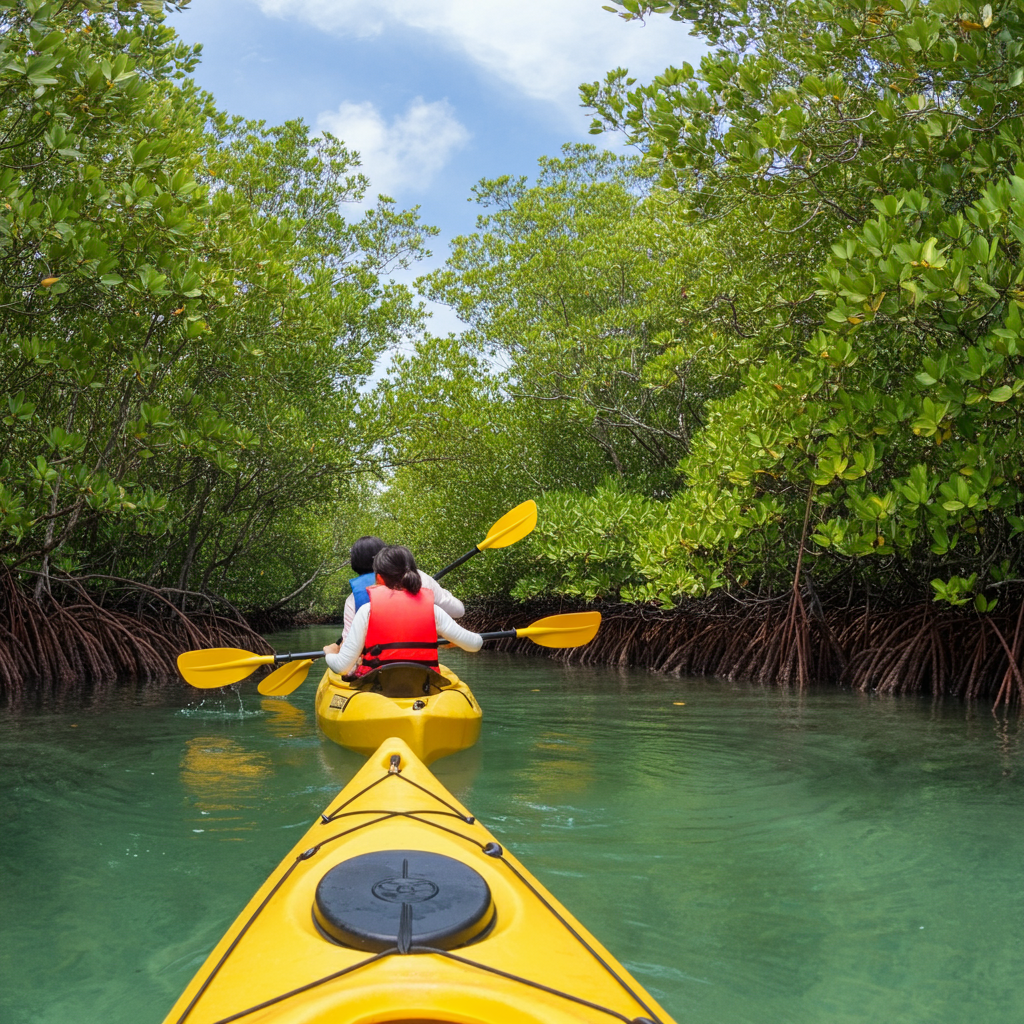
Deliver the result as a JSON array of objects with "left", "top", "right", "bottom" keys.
[
  {"left": 325, "top": 545, "right": 482, "bottom": 677},
  {"left": 342, "top": 536, "right": 465, "bottom": 642}
]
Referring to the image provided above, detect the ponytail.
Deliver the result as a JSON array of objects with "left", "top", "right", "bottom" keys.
[{"left": 373, "top": 545, "right": 422, "bottom": 594}]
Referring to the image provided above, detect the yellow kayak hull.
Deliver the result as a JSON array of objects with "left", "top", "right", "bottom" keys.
[
  {"left": 161, "top": 737, "right": 674, "bottom": 1024},
  {"left": 314, "top": 665, "right": 482, "bottom": 764}
]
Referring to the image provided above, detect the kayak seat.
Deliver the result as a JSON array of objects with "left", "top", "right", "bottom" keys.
[{"left": 344, "top": 662, "right": 451, "bottom": 698}]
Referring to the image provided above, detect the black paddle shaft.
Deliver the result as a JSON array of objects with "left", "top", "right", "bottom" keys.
[
  {"left": 274, "top": 632, "right": 518, "bottom": 665},
  {"left": 432, "top": 546, "right": 480, "bottom": 582},
  {"left": 274, "top": 651, "right": 328, "bottom": 663}
]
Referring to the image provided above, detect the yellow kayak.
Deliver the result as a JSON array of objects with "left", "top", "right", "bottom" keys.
[
  {"left": 314, "top": 662, "right": 482, "bottom": 764},
  {"left": 161, "top": 736, "right": 674, "bottom": 1024}
]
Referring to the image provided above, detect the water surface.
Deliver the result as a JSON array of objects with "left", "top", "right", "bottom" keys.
[{"left": 1, "top": 625, "right": 1021, "bottom": 1024}]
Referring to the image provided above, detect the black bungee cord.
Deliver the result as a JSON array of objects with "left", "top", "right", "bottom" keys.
[{"left": 175, "top": 757, "right": 664, "bottom": 1024}]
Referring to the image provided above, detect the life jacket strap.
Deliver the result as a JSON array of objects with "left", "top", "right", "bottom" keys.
[{"left": 360, "top": 640, "right": 441, "bottom": 670}]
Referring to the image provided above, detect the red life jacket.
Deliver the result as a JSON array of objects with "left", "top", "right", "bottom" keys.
[{"left": 355, "top": 585, "right": 439, "bottom": 676}]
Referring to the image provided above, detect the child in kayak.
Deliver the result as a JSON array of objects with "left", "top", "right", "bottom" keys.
[
  {"left": 324, "top": 545, "right": 481, "bottom": 676},
  {"left": 342, "top": 535, "right": 465, "bottom": 642}
]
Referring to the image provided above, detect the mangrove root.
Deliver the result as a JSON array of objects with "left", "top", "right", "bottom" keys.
[
  {"left": 462, "top": 593, "right": 1024, "bottom": 706},
  {"left": 0, "top": 569, "right": 272, "bottom": 704}
]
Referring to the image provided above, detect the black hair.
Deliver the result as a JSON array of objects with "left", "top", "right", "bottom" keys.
[
  {"left": 350, "top": 536, "right": 385, "bottom": 575},
  {"left": 372, "top": 545, "right": 421, "bottom": 594}
]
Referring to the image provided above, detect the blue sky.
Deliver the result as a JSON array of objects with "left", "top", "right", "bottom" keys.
[{"left": 168, "top": 1, "right": 706, "bottom": 331}]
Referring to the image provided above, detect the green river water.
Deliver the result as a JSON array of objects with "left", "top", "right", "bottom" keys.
[{"left": 1, "top": 624, "right": 1022, "bottom": 1024}]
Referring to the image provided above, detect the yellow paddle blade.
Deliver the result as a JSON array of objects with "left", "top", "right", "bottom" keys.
[
  {"left": 516, "top": 611, "right": 602, "bottom": 648},
  {"left": 257, "top": 659, "right": 313, "bottom": 697},
  {"left": 477, "top": 499, "right": 537, "bottom": 551},
  {"left": 176, "top": 647, "right": 274, "bottom": 688}
]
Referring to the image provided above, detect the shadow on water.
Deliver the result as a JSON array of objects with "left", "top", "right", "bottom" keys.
[{"left": 0, "top": 627, "right": 1021, "bottom": 1024}]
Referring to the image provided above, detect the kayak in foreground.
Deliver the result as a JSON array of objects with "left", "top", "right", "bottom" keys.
[
  {"left": 315, "top": 662, "right": 481, "bottom": 764},
  {"left": 161, "top": 736, "right": 674, "bottom": 1024}
]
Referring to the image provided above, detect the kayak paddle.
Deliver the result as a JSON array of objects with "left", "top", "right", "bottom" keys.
[
  {"left": 177, "top": 647, "right": 328, "bottom": 689},
  {"left": 478, "top": 611, "right": 601, "bottom": 648},
  {"left": 257, "top": 658, "right": 314, "bottom": 697},
  {"left": 176, "top": 647, "right": 283, "bottom": 688},
  {"left": 176, "top": 612, "right": 601, "bottom": 690},
  {"left": 432, "top": 499, "right": 537, "bottom": 581}
]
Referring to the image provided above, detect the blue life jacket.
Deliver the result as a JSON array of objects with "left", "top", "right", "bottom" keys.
[{"left": 349, "top": 572, "right": 376, "bottom": 611}]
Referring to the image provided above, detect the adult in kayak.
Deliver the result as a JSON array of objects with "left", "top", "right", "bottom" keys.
[
  {"left": 342, "top": 535, "right": 465, "bottom": 641},
  {"left": 325, "top": 544, "right": 482, "bottom": 677}
]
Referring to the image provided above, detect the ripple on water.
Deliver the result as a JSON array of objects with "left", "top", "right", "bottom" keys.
[{"left": 0, "top": 641, "right": 1021, "bottom": 1024}]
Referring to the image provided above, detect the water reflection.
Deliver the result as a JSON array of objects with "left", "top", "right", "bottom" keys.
[
  {"left": 430, "top": 743, "right": 483, "bottom": 807},
  {"left": 259, "top": 697, "right": 307, "bottom": 738},
  {"left": 519, "top": 730, "right": 596, "bottom": 797},
  {"left": 179, "top": 736, "right": 271, "bottom": 833}
]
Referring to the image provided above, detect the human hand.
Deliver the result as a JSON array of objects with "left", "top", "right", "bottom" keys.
[{"left": 323, "top": 643, "right": 340, "bottom": 654}]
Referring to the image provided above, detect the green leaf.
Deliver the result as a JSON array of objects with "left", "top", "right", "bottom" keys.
[{"left": 25, "top": 55, "right": 58, "bottom": 86}]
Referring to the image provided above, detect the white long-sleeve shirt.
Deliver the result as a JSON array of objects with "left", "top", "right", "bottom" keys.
[
  {"left": 341, "top": 571, "right": 465, "bottom": 641},
  {"left": 325, "top": 595, "right": 482, "bottom": 676}
]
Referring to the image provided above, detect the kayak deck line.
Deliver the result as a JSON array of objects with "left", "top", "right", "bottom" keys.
[
  {"left": 196, "top": 946, "right": 663, "bottom": 1024},
  {"left": 165, "top": 741, "right": 672, "bottom": 1024},
  {"left": 176, "top": 773, "right": 664, "bottom": 1023},
  {"left": 320, "top": 753, "right": 475, "bottom": 824}
]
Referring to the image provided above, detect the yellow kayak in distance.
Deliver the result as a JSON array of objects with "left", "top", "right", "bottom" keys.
[
  {"left": 161, "top": 736, "right": 674, "bottom": 1024},
  {"left": 315, "top": 662, "right": 482, "bottom": 764}
]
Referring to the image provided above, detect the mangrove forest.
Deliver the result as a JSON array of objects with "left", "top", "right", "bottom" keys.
[{"left": 2, "top": 0, "right": 1024, "bottom": 705}]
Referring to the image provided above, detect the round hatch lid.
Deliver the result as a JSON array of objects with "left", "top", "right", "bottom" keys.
[{"left": 314, "top": 849, "right": 494, "bottom": 952}]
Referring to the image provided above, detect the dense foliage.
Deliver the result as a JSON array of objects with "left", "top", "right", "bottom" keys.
[
  {"left": 371, "top": 148, "right": 699, "bottom": 594},
  {"left": 381, "top": 0, "right": 1024, "bottom": 613},
  {"left": 4, "top": 0, "right": 1023, "bottom": 625},
  {"left": 0, "top": 0, "right": 431, "bottom": 612}
]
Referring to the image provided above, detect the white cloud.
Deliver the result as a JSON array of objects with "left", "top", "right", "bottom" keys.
[
  {"left": 317, "top": 97, "right": 470, "bottom": 196},
  {"left": 254, "top": 0, "right": 697, "bottom": 116},
  {"left": 256, "top": 0, "right": 387, "bottom": 36}
]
